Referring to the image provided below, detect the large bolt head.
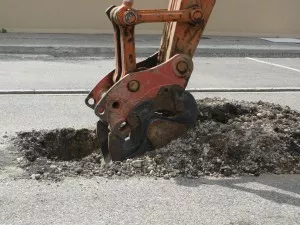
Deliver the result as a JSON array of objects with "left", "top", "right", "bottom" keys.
[
  {"left": 128, "top": 80, "right": 140, "bottom": 92},
  {"left": 176, "top": 61, "right": 189, "bottom": 75},
  {"left": 124, "top": 10, "right": 137, "bottom": 25},
  {"left": 191, "top": 9, "right": 203, "bottom": 24}
]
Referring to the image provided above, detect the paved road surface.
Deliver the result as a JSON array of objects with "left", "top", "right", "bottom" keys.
[
  {"left": 0, "top": 55, "right": 300, "bottom": 225},
  {"left": 1, "top": 93, "right": 300, "bottom": 135},
  {"left": 0, "top": 55, "right": 300, "bottom": 134},
  {"left": 0, "top": 175, "right": 299, "bottom": 225},
  {"left": 0, "top": 56, "right": 299, "bottom": 90}
]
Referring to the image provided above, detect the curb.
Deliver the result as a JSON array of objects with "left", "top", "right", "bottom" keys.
[
  {"left": 1, "top": 88, "right": 300, "bottom": 95},
  {"left": 1, "top": 46, "right": 300, "bottom": 58}
]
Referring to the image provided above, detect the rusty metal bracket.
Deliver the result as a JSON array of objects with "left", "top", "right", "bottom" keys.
[{"left": 86, "top": 0, "right": 216, "bottom": 162}]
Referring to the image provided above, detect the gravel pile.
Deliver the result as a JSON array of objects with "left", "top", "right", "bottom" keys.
[{"left": 13, "top": 98, "right": 300, "bottom": 181}]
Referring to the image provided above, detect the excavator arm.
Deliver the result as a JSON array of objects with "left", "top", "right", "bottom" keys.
[{"left": 86, "top": 0, "right": 216, "bottom": 162}]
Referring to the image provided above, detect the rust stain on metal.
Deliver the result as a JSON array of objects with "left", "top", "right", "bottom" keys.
[{"left": 86, "top": 0, "right": 215, "bottom": 161}]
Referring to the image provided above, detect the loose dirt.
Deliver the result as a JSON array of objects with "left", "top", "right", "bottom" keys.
[{"left": 12, "top": 98, "right": 300, "bottom": 181}]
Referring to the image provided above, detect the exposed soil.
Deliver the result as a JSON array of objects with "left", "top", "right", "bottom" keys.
[
  {"left": 12, "top": 98, "right": 300, "bottom": 181},
  {"left": 15, "top": 128, "right": 98, "bottom": 161}
]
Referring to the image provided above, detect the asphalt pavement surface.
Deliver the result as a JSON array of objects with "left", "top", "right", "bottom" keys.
[
  {"left": 0, "top": 56, "right": 299, "bottom": 90},
  {"left": 0, "top": 54, "right": 300, "bottom": 225},
  {"left": 0, "top": 56, "right": 300, "bottom": 133},
  {"left": 0, "top": 175, "right": 300, "bottom": 225}
]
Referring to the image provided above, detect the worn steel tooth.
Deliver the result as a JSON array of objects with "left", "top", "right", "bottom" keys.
[
  {"left": 96, "top": 120, "right": 110, "bottom": 162},
  {"left": 108, "top": 132, "right": 124, "bottom": 162}
]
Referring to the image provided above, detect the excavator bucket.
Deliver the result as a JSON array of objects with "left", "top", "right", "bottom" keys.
[{"left": 86, "top": 0, "right": 216, "bottom": 162}]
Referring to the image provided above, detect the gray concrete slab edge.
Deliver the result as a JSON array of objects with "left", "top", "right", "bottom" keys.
[
  {"left": 1, "top": 46, "right": 300, "bottom": 57},
  {"left": 1, "top": 88, "right": 300, "bottom": 95}
]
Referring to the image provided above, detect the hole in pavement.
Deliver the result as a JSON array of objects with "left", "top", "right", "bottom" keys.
[
  {"left": 15, "top": 128, "right": 99, "bottom": 161},
  {"left": 10, "top": 98, "right": 300, "bottom": 181}
]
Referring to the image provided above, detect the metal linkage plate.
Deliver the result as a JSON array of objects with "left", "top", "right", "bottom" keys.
[{"left": 97, "top": 86, "right": 198, "bottom": 162}]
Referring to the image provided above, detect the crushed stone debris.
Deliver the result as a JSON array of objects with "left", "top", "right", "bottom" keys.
[{"left": 12, "top": 98, "right": 300, "bottom": 181}]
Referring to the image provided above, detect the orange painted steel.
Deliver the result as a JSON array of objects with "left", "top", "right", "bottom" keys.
[
  {"left": 87, "top": 0, "right": 216, "bottom": 112},
  {"left": 104, "top": 0, "right": 215, "bottom": 81},
  {"left": 119, "top": 8, "right": 201, "bottom": 25},
  {"left": 86, "top": 0, "right": 216, "bottom": 161},
  {"left": 94, "top": 54, "right": 193, "bottom": 135},
  {"left": 159, "top": 0, "right": 216, "bottom": 62}
]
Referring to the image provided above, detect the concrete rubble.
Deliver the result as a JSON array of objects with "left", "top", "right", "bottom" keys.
[{"left": 12, "top": 98, "right": 300, "bottom": 181}]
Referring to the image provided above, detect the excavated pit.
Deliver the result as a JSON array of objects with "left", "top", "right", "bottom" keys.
[
  {"left": 15, "top": 128, "right": 98, "bottom": 161},
  {"left": 13, "top": 98, "right": 300, "bottom": 181}
]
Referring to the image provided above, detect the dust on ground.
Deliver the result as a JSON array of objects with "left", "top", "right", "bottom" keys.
[{"left": 11, "top": 98, "right": 300, "bottom": 181}]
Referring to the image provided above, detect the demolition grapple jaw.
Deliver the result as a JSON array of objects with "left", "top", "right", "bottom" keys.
[
  {"left": 85, "top": 0, "right": 215, "bottom": 162},
  {"left": 96, "top": 85, "right": 198, "bottom": 162}
]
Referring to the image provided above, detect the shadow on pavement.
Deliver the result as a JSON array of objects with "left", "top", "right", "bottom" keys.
[{"left": 174, "top": 175, "right": 300, "bottom": 207}]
